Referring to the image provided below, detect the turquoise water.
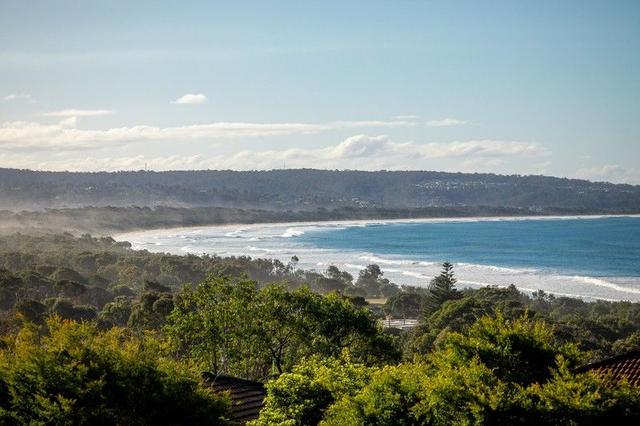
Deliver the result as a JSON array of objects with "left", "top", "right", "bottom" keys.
[
  {"left": 118, "top": 216, "right": 640, "bottom": 301},
  {"left": 297, "top": 216, "right": 640, "bottom": 278}
]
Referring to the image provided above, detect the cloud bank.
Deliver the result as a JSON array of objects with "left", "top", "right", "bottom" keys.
[
  {"left": 217, "top": 134, "right": 547, "bottom": 170},
  {"left": 0, "top": 113, "right": 563, "bottom": 178},
  {"left": 0, "top": 134, "right": 549, "bottom": 173},
  {"left": 0, "top": 119, "right": 416, "bottom": 151}
]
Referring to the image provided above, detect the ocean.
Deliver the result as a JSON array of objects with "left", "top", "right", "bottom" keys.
[{"left": 116, "top": 215, "right": 640, "bottom": 302}]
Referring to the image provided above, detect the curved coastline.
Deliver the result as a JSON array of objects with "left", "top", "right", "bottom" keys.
[
  {"left": 113, "top": 215, "right": 640, "bottom": 303},
  {"left": 113, "top": 213, "right": 640, "bottom": 240}
]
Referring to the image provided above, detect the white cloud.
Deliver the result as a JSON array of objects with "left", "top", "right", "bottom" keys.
[
  {"left": 173, "top": 93, "right": 208, "bottom": 104},
  {"left": 0, "top": 119, "right": 416, "bottom": 151},
  {"left": 426, "top": 118, "right": 467, "bottom": 127},
  {"left": 3, "top": 93, "right": 35, "bottom": 103},
  {"left": 0, "top": 134, "right": 550, "bottom": 173},
  {"left": 59, "top": 116, "right": 77, "bottom": 128},
  {"left": 41, "top": 109, "right": 113, "bottom": 117},
  {"left": 219, "top": 135, "right": 547, "bottom": 171},
  {"left": 574, "top": 164, "right": 640, "bottom": 184}
]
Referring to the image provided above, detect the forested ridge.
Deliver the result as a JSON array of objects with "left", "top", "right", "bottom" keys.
[
  {"left": 1, "top": 233, "right": 640, "bottom": 424},
  {"left": 2, "top": 168, "right": 639, "bottom": 212}
]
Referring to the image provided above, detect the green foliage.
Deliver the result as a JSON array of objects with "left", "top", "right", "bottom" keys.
[
  {"left": 525, "top": 363, "right": 640, "bottom": 424},
  {"left": 0, "top": 233, "right": 303, "bottom": 296},
  {"left": 50, "top": 298, "right": 97, "bottom": 322},
  {"left": 3, "top": 233, "right": 640, "bottom": 424},
  {"left": 355, "top": 264, "right": 399, "bottom": 298},
  {"left": 612, "top": 331, "right": 640, "bottom": 353},
  {"left": 0, "top": 317, "right": 230, "bottom": 425},
  {"left": 250, "top": 355, "right": 372, "bottom": 426},
  {"left": 384, "top": 290, "right": 426, "bottom": 318},
  {"left": 165, "top": 276, "right": 267, "bottom": 378},
  {"left": 408, "top": 297, "right": 493, "bottom": 357},
  {"left": 322, "top": 359, "right": 514, "bottom": 426},
  {"left": 439, "top": 313, "right": 583, "bottom": 385},
  {"left": 303, "top": 266, "right": 353, "bottom": 294},
  {"left": 322, "top": 362, "right": 429, "bottom": 426},
  {"left": 165, "top": 276, "right": 400, "bottom": 380},
  {"left": 312, "top": 315, "right": 640, "bottom": 425},
  {"left": 128, "top": 291, "right": 174, "bottom": 330},
  {"left": 405, "top": 282, "right": 640, "bottom": 360},
  {"left": 98, "top": 296, "right": 132, "bottom": 328},
  {"left": 0, "top": 234, "right": 358, "bottom": 335}
]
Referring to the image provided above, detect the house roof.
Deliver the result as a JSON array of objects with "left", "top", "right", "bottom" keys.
[
  {"left": 203, "top": 373, "right": 266, "bottom": 424},
  {"left": 576, "top": 350, "right": 640, "bottom": 386}
]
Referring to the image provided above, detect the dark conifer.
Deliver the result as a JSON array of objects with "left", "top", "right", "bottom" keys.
[{"left": 424, "top": 262, "right": 461, "bottom": 316}]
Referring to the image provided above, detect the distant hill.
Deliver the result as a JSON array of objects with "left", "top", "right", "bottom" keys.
[{"left": 1, "top": 168, "right": 639, "bottom": 213}]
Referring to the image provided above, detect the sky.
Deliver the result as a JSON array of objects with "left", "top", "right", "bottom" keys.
[{"left": 0, "top": 1, "right": 639, "bottom": 183}]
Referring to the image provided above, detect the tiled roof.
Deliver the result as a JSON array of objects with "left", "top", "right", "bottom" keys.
[
  {"left": 203, "top": 373, "right": 266, "bottom": 424},
  {"left": 576, "top": 350, "right": 640, "bottom": 386}
]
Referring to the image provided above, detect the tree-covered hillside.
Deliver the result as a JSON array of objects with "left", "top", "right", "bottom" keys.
[{"left": 2, "top": 168, "right": 639, "bottom": 212}]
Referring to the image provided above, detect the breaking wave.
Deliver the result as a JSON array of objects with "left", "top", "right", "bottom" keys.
[{"left": 116, "top": 216, "right": 640, "bottom": 302}]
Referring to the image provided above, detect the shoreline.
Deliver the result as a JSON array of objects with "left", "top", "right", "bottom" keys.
[
  {"left": 115, "top": 214, "right": 640, "bottom": 303},
  {"left": 113, "top": 213, "right": 640, "bottom": 240},
  {"left": 5, "top": 204, "right": 639, "bottom": 237}
]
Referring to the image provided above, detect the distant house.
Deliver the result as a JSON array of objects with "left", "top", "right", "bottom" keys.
[
  {"left": 203, "top": 373, "right": 266, "bottom": 424},
  {"left": 576, "top": 350, "right": 640, "bottom": 386}
]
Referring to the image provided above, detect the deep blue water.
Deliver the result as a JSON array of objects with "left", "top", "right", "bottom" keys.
[{"left": 298, "top": 217, "right": 640, "bottom": 278}]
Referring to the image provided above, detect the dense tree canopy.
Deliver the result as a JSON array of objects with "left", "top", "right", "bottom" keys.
[
  {"left": 251, "top": 355, "right": 372, "bottom": 426},
  {"left": 258, "top": 315, "right": 640, "bottom": 425},
  {"left": 1, "top": 234, "right": 640, "bottom": 424},
  {"left": 0, "top": 317, "right": 230, "bottom": 425},
  {"left": 165, "top": 276, "right": 400, "bottom": 380}
]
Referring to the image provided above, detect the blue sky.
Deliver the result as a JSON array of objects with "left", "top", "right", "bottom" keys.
[{"left": 0, "top": 1, "right": 638, "bottom": 182}]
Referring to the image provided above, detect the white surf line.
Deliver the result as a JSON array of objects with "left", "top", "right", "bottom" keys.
[
  {"left": 567, "top": 275, "right": 640, "bottom": 295},
  {"left": 458, "top": 280, "right": 622, "bottom": 302},
  {"left": 112, "top": 213, "right": 640, "bottom": 241}
]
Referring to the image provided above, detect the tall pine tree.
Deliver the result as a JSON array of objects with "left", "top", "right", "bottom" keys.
[{"left": 424, "top": 262, "right": 461, "bottom": 316}]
